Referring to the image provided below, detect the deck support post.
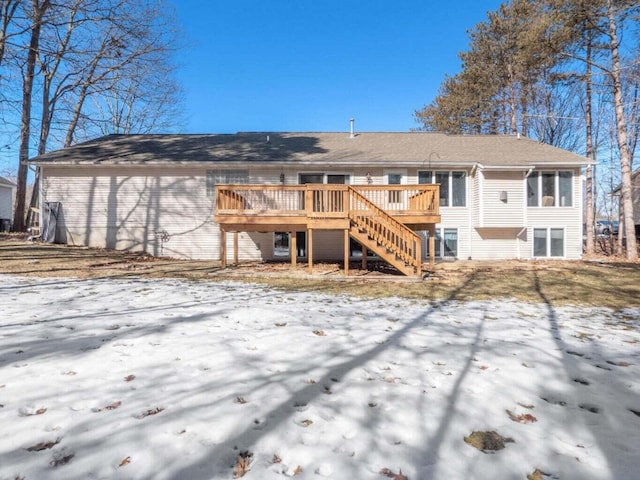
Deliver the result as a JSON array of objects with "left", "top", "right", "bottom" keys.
[
  {"left": 362, "top": 245, "right": 367, "bottom": 270},
  {"left": 428, "top": 225, "right": 436, "bottom": 271},
  {"left": 344, "top": 229, "right": 350, "bottom": 276},
  {"left": 415, "top": 234, "right": 422, "bottom": 276},
  {"left": 290, "top": 232, "right": 297, "bottom": 267},
  {"left": 308, "top": 228, "right": 313, "bottom": 274},
  {"left": 220, "top": 229, "right": 227, "bottom": 269},
  {"left": 233, "top": 231, "right": 239, "bottom": 266}
]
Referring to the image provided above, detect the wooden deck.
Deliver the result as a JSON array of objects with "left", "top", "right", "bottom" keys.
[{"left": 214, "top": 184, "right": 441, "bottom": 276}]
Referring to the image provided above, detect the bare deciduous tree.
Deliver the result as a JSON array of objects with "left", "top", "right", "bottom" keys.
[{"left": 2, "top": 0, "right": 184, "bottom": 231}]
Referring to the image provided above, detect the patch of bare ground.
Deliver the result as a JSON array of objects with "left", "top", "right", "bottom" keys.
[{"left": 1, "top": 234, "right": 640, "bottom": 309}]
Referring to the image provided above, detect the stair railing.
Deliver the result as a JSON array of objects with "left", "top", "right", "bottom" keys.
[{"left": 348, "top": 187, "right": 422, "bottom": 274}]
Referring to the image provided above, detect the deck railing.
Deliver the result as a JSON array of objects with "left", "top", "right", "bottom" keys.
[{"left": 215, "top": 184, "right": 439, "bottom": 217}]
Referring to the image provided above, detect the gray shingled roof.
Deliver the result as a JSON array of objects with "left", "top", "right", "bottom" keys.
[
  {"left": 29, "top": 132, "right": 591, "bottom": 168},
  {"left": 0, "top": 176, "right": 16, "bottom": 187}
]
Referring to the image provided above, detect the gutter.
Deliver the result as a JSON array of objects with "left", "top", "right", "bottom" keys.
[{"left": 28, "top": 160, "right": 483, "bottom": 169}]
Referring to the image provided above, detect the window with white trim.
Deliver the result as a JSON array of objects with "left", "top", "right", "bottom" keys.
[
  {"left": 527, "top": 171, "right": 572, "bottom": 207},
  {"left": 533, "top": 228, "right": 564, "bottom": 257},
  {"left": 425, "top": 227, "right": 458, "bottom": 259},
  {"left": 419, "top": 170, "right": 466, "bottom": 207},
  {"left": 206, "top": 169, "right": 249, "bottom": 197},
  {"left": 387, "top": 173, "right": 402, "bottom": 203}
]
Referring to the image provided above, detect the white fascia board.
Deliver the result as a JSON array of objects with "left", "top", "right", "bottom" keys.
[
  {"left": 529, "top": 161, "right": 597, "bottom": 167},
  {"left": 477, "top": 165, "right": 535, "bottom": 171}
]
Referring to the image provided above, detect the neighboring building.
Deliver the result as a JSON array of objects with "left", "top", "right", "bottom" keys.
[
  {"left": 0, "top": 176, "right": 15, "bottom": 231},
  {"left": 613, "top": 168, "right": 640, "bottom": 235},
  {"left": 29, "top": 132, "right": 592, "bottom": 274}
]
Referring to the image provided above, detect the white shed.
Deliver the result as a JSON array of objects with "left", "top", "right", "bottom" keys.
[{"left": 0, "top": 176, "right": 15, "bottom": 231}]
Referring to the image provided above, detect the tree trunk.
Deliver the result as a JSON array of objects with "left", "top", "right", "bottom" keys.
[
  {"left": 584, "top": 28, "right": 595, "bottom": 255},
  {"left": 606, "top": 0, "right": 637, "bottom": 259},
  {"left": 506, "top": 63, "right": 518, "bottom": 135},
  {"left": 14, "top": 0, "right": 50, "bottom": 232}
]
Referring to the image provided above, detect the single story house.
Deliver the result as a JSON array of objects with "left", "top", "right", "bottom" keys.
[
  {"left": 29, "top": 132, "right": 592, "bottom": 275},
  {"left": 0, "top": 176, "right": 16, "bottom": 231}
]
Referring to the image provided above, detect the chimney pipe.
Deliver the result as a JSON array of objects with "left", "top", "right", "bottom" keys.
[{"left": 349, "top": 118, "right": 355, "bottom": 138}]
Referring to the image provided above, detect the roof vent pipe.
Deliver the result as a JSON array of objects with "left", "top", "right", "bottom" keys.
[{"left": 349, "top": 118, "right": 355, "bottom": 138}]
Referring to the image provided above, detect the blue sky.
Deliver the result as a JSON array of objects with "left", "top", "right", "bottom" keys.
[{"left": 173, "top": 1, "right": 504, "bottom": 134}]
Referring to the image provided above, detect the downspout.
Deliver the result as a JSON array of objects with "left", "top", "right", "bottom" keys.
[
  {"left": 520, "top": 168, "right": 534, "bottom": 259},
  {"left": 28, "top": 164, "right": 42, "bottom": 240},
  {"left": 469, "top": 163, "right": 482, "bottom": 259}
]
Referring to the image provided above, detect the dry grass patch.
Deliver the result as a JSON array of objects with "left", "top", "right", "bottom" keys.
[{"left": 1, "top": 234, "right": 639, "bottom": 309}]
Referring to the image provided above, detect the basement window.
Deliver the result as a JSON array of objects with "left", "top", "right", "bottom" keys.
[
  {"left": 425, "top": 228, "right": 458, "bottom": 259},
  {"left": 533, "top": 228, "right": 564, "bottom": 257}
]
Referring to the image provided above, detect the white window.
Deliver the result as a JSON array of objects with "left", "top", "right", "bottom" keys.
[
  {"left": 206, "top": 169, "right": 249, "bottom": 197},
  {"left": 387, "top": 173, "right": 402, "bottom": 203},
  {"left": 533, "top": 228, "right": 564, "bottom": 257},
  {"left": 298, "top": 173, "right": 351, "bottom": 185},
  {"left": 527, "top": 171, "right": 572, "bottom": 207},
  {"left": 419, "top": 170, "right": 466, "bottom": 207},
  {"left": 425, "top": 227, "right": 458, "bottom": 259}
]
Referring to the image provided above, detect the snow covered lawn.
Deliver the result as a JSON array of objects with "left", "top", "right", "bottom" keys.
[{"left": 1, "top": 274, "right": 639, "bottom": 480}]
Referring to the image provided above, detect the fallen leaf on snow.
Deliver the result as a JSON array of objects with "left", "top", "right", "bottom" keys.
[
  {"left": 506, "top": 409, "right": 537, "bottom": 424},
  {"left": 20, "top": 407, "right": 47, "bottom": 417},
  {"left": 26, "top": 438, "right": 60, "bottom": 451},
  {"left": 293, "top": 465, "right": 303, "bottom": 475},
  {"left": 50, "top": 453, "right": 75, "bottom": 467},
  {"left": 527, "top": 468, "right": 551, "bottom": 480},
  {"left": 119, "top": 456, "right": 131, "bottom": 467},
  {"left": 94, "top": 401, "right": 121, "bottom": 412},
  {"left": 380, "top": 467, "right": 409, "bottom": 479},
  {"left": 233, "top": 451, "right": 253, "bottom": 478},
  {"left": 606, "top": 360, "right": 632, "bottom": 367},
  {"left": 124, "top": 375, "right": 135, "bottom": 382},
  {"left": 313, "top": 330, "right": 326, "bottom": 336},
  {"left": 135, "top": 407, "right": 164, "bottom": 419},
  {"left": 272, "top": 454, "right": 282, "bottom": 463},
  {"left": 464, "top": 431, "right": 514, "bottom": 453}
]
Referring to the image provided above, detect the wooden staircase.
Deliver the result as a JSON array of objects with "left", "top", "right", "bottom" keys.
[{"left": 347, "top": 187, "right": 422, "bottom": 277}]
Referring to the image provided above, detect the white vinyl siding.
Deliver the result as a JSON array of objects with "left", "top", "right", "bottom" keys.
[
  {"left": 476, "top": 171, "right": 524, "bottom": 227},
  {"left": 41, "top": 166, "right": 265, "bottom": 260},
  {"left": 472, "top": 170, "right": 481, "bottom": 227},
  {"left": 471, "top": 228, "right": 524, "bottom": 260},
  {"left": 0, "top": 186, "right": 13, "bottom": 221}
]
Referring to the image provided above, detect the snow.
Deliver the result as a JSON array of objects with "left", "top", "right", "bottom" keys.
[{"left": 0, "top": 274, "right": 639, "bottom": 480}]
